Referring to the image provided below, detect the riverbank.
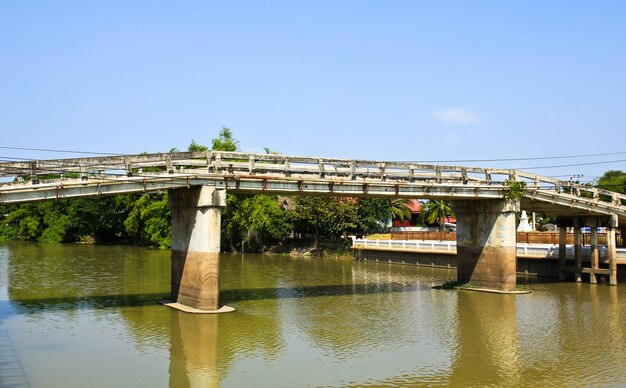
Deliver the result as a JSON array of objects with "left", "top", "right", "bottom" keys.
[{"left": 264, "top": 237, "right": 354, "bottom": 258}]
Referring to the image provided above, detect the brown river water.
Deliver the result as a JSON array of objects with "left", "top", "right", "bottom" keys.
[{"left": 1, "top": 241, "right": 625, "bottom": 387}]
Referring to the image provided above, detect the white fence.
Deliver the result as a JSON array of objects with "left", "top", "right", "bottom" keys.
[{"left": 351, "top": 238, "right": 626, "bottom": 260}]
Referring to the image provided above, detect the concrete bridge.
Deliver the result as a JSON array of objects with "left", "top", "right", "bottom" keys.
[{"left": 1, "top": 151, "right": 625, "bottom": 312}]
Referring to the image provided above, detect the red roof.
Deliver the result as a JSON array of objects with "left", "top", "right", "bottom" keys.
[{"left": 406, "top": 199, "right": 422, "bottom": 213}]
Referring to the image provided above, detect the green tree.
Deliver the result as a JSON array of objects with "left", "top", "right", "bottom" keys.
[
  {"left": 3, "top": 205, "right": 45, "bottom": 241},
  {"left": 124, "top": 192, "right": 171, "bottom": 248},
  {"left": 356, "top": 198, "right": 393, "bottom": 233},
  {"left": 223, "top": 194, "right": 293, "bottom": 252},
  {"left": 596, "top": 170, "right": 626, "bottom": 194},
  {"left": 212, "top": 127, "right": 239, "bottom": 152},
  {"left": 390, "top": 199, "right": 413, "bottom": 222},
  {"left": 66, "top": 196, "right": 132, "bottom": 243},
  {"left": 187, "top": 140, "right": 208, "bottom": 152},
  {"left": 293, "top": 196, "right": 357, "bottom": 245},
  {"left": 420, "top": 200, "right": 454, "bottom": 231}
]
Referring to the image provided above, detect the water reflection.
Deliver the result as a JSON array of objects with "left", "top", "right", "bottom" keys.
[
  {"left": 450, "top": 292, "right": 521, "bottom": 386},
  {"left": 169, "top": 312, "right": 220, "bottom": 387},
  {"left": 3, "top": 243, "right": 626, "bottom": 386}
]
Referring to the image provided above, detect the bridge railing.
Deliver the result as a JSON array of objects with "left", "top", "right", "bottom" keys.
[
  {"left": 1, "top": 150, "right": 625, "bottom": 208},
  {"left": 351, "top": 238, "right": 626, "bottom": 260}
]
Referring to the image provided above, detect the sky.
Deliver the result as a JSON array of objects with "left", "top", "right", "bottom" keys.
[{"left": 1, "top": 1, "right": 625, "bottom": 183}]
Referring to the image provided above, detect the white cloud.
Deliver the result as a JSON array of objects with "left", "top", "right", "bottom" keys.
[{"left": 432, "top": 108, "right": 480, "bottom": 124}]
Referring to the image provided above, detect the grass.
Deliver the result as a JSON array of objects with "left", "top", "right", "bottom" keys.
[
  {"left": 433, "top": 281, "right": 476, "bottom": 290},
  {"left": 434, "top": 280, "right": 531, "bottom": 292},
  {"left": 364, "top": 233, "right": 391, "bottom": 240}
]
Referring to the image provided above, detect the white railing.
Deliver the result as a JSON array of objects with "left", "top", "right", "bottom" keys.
[{"left": 351, "top": 238, "right": 626, "bottom": 260}]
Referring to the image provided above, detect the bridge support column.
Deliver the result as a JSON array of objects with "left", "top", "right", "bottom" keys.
[
  {"left": 558, "top": 226, "right": 567, "bottom": 280},
  {"left": 453, "top": 199, "right": 518, "bottom": 291},
  {"left": 574, "top": 220, "right": 582, "bottom": 283},
  {"left": 589, "top": 218, "right": 599, "bottom": 284},
  {"left": 608, "top": 215, "right": 618, "bottom": 286},
  {"left": 166, "top": 186, "right": 233, "bottom": 313}
]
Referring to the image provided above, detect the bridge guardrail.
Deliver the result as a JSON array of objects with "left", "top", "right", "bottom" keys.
[
  {"left": 351, "top": 238, "right": 626, "bottom": 260},
  {"left": 1, "top": 151, "right": 625, "bottom": 211}
]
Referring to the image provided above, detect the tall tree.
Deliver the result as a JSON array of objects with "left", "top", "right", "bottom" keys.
[
  {"left": 420, "top": 200, "right": 454, "bottom": 231},
  {"left": 212, "top": 127, "right": 239, "bottom": 152},
  {"left": 390, "top": 199, "right": 413, "bottom": 222}
]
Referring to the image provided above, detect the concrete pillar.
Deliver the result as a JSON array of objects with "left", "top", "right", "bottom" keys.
[
  {"left": 608, "top": 227, "right": 617, "bottom": 286},
  {"left": 453, "top": 199, "right": 518, "bottom": 291},
  {"left": 589, "top": 219, "right": 598, "bottom": 284},
  {"left": 608, "top": 215, "right": 618, "bottom": 286},
  {"left": 169, "top": 186, "right": 226, "bottom": 311},
  {"left": 558, "top": 226, "right": 567, "bottom": 280},
  {"left": 574, "top": 222, "right": 582, "bottom": 283}
]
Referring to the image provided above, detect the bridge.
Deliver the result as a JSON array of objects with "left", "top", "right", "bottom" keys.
[{"left": 1, "top": 151, "right": 625, "bottom": 312}]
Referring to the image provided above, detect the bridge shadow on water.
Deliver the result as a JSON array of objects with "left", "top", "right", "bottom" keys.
[
  {"left": 6, "top": 293, "right": 171, "bottom": 315},
  {"left": 222, "top": 282, "right": 425, "bottom": 303},
  {"left": 6, "top": 282, "right": 425, "bottom": 313}
]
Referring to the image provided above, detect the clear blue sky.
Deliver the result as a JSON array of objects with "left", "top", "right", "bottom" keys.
[{"left": 1, "top": 1, "right": 625, "bottom": 182}]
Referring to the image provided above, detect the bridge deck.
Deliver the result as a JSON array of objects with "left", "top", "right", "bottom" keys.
[{"left": 1, "top": 151, "right": 625, "bottom": 224}]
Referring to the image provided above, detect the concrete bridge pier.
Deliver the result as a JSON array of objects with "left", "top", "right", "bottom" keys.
[
  {"left": 452, "top": 199, "right": 518, "bottom": 292},
  {"left": 165, "top": 186, "right": 234, "bottom": 313}
]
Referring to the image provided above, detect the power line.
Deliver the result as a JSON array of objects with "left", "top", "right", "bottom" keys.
[
  {"left": 0, "top": 146, "right": 122, "bottom": 156},
  {"left": 395, "top": 151, "right": 626, "bottom": 164},
  {"left": 2, "top": 145, "right": 626, "bottom": 164},
  {"left": 519, "top": 158, "right": 626, "bottom": 170}
]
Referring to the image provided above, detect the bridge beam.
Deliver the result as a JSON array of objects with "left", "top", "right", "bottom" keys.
[
  {"left": 167, "top": 186, "right": 232, "bottom": 312},
  {"left": 453, "top": 199, "right": 518, "bottom": 291}
]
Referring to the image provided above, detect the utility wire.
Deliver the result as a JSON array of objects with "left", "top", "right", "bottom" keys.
[
  {"left": 395, "top": 151, "right": 626, "bottom": 164},
  {"left": 519, "top": 158, "right": 626, "bottom": 170},
  {"left": 2, "top": 145, "right": 626, "bottom": 164},
  {"left": 0, "top": 146, "right": 122, "bottom": 156}
]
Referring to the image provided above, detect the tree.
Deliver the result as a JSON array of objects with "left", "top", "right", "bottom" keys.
[
  {"left": 596, "top": 170, "right": 626, "bottom": 194},
  {"left": 212, "top": 127, "right": 239, "bottom": 152},
  {"left": 187, "top": 140, "right": 208, "bottom": 152},
  {"left": 390, "top": 199, "right": 413, "bottom": 222},
  {"left": 124, "top": 192, "right": 171, "bottom": 248},
  {"left": 356, "top": 198, "right": 393, "bottom": 233},
  {"left": 222, "top": 194, "right": 293, "bottom": 252},
  {"left": 420, "top": 200, "right": 454, "bottom": 231}
]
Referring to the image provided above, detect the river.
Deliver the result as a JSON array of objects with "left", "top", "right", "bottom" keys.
[{"left": 0, "top": 241, "right": 625, "bottom": 387}]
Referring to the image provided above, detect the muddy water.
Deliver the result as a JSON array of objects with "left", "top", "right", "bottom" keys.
[{"left": 1, "top": 241, "right": 625, "bottom": 387}]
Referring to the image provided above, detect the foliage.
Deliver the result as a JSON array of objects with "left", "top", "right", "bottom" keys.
[
  {"left": 356, "top": 198, "right": 393, "bottom": 233},
  {"left": 293, "top": 196, "right": 358, "bottom": 243},
  {"left": 187, "top": 140, "right": 208, "bottom": 152},
  {"left": 419, "top": 200, "right": 453, "bottom": 231},
  {"left": 222, "top": 194, "right": 293, "bottom": 252},
  {"left": 292, "top": 196, "right": 390, "bottom": 243},
  {"left": 503, "top": 178, "right": 527, "bottom": 200},
  {"left": 0, "top": 196, "right": 133, "bottom": 244},
  {"left": 212, "top": 126, "right": 239, "bottom": 152},
  {"left": 124, "top": 192, "right": 171, "bottom": 248},
  {"left": 596, "top": 170, "right": 626, "bottom": 194},
  {"left": 434, "top": 281, "right": 476, "bottom": 290},
  {"left": 390, "top": 198, "right": 413, "bottom": 221}
]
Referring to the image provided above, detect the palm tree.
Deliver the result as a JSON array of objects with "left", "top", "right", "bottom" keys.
[
  {"left": 420, "top": 200, "right": 453, "bottom": 231},
  {"left": 391, "top": 199, "right": 413, "bottom": 222}
]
